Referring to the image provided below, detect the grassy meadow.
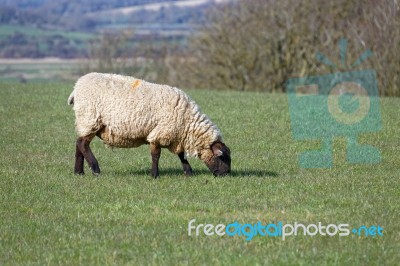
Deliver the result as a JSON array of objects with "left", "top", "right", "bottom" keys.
[
  {"left": 0, "top": 82, "right": 399, "bottom": 265},
  {"left": 0, "top": 59, "right": 81, "bottom": 83}
]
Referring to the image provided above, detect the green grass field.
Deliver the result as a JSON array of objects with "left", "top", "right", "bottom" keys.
[
  {"left": 0, "top": 60, "right": 81, "bottom": 83},
  {"left": 0, "top": 83, "right": 399, "bottom": 265},
  {"left": 0, "top": 25, "right": 93, "bottom": 41}
]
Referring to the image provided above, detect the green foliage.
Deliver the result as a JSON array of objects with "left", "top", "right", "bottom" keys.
[{"left": 0, "top": 83, "right": 399, "bottom": 264}]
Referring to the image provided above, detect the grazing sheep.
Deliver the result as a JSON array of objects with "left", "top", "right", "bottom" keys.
[{"left": 68, "top": 72, "right": 231, "bottom": 177}]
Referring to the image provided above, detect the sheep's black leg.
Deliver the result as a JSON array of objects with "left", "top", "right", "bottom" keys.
[
  {"left": 150, "top": 143, "right": 161, "bottom": 178},
  {"left": 178, "top": 152, "right": 193, "bottom": 176},
  {"left": 76, "top": 135, "right": 100, "bottom": 175},
  {"left": 74, "top": 140, "right": 85, "bottom": 175}
]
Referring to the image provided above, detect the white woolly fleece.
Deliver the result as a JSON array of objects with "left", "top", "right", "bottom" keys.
[{"left": 70, "top": 73, "right": 222, "bottom": 158}]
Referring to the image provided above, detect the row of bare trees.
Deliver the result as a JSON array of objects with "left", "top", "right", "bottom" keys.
[
  {"left": 85, "top": 0, "right": 400, "bottom": 96},
  {"left": 79, "top": 30, "right": 174, "bottom": 82}
]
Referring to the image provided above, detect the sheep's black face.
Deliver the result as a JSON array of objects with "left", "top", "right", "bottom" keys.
[{"left": 206, "top": 142, "right": 231, "bottom": 176}]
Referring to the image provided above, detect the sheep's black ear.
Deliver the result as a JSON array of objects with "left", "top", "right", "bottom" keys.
[{"left": 211, "top": 142, "right": 224, "bottom": 157}]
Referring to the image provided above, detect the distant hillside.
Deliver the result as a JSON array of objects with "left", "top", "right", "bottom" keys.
[
  {"left": 0, "top": 0, "right": 232, "bottom": 58},
  {"left": 0, "top": 0, "right": 176, "bottom": 12},
  {"left": 0, "top": 0, "right": 227, "bottom": 31}
]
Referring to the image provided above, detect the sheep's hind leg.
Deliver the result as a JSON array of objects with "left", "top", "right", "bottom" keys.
[
  {"left": 76, "top": 135, "right": 100, "bottom": 175},
  {"left": 178, "top": 152, "right": 193, "bottom": 176},
  {"left": 74, "top": 140, "right": 85, "bottom": 175},
  {"left": 150, "top": 143, "right": 161, "bottom": 178}
]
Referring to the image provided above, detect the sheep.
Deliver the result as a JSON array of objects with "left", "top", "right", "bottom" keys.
[{"left": 68, "top": 72, "right": 231, "bottom": 177}]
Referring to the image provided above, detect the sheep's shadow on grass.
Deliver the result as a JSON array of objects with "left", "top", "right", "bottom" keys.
[
  {"left": 113, "top": 168, "right": 278, "bottom": 178},
  {"left": 229, "top": 170, "right": 278, "bottom": 178}
]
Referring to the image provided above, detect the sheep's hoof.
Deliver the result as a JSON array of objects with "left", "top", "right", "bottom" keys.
[
  {"left": 90, "top": 164, "right": 100, "bottom": 176},
  {"left": 183, "top": 165, "right": 193, "bottom": 176},
  {"left": 75, "top": 171, "right": 85, "bottom": 176},
  {"left": 91, "top": 167, "right": 101, "bottom": 176},
  {"left": 184, "top": 170, "right": 193, "bottom": 176},
  {"left": 150, "top": 172, "right": 159, "bottom": 178}
]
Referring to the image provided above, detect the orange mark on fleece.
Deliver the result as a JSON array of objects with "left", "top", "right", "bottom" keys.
[{"left": 131, "top": 79, "right": 142, "bottom": 90}]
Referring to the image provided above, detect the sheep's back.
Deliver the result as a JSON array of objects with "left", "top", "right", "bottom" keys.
[{"left": 73, "top": 73, "right": 191, "bottom": 148}]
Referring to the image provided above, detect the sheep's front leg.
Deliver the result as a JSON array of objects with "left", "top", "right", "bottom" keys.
[
  {"left": 178, "top": 152, "right": 193, "bottom": 176},
  {"left": 76, "top": 135, "right": 100, "bottom": 175},
  {"left": 150, "top": 143, "right": 161, "bottom": 178}
]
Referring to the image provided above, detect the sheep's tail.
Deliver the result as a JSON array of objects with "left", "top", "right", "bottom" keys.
[{"left": 67, "top": 90, "right": 75, "bottom": 106}]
